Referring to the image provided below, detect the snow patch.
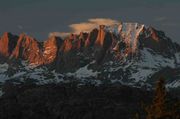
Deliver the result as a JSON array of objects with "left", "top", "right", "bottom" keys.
[
  {"left": 175, "top": 53, "right": 180, "bottom": 64},
  {"left": 130, "top": 48, "right": 175, "bottom": 82},
  {"left": 67, "top": 64, "right": 99, "bottom": 78},
  {"left": 166, "top": 80, "right": 180, "bottom": 88},
  {"left": 0, "top": 90, "right": 4, "bottom": 97},
  {"left": 119, "top": 23, "right": 145, "bottom": 52},
  {"left": 0, "top": 63, "right": 9, "bottom": 73},
  {"left": 130, "top": 69, "right": 154, "bottom": 82},
  {"left": 11, "top": 72, "right": 26, "bottom": 79},
  {"left": 0, "top": 74, "right": 8, "bottom": 83}
]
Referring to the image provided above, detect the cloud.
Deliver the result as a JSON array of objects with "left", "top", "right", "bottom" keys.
[
  {"left": 88, "top": 18, "right": 119, "bottom": 26},
  {"left": 69, "top": 18, "right": 120, "bottom": 33},
  {"left": 49, "top": 18, "right": 121, "bottom": 37},
  {"left": 154, "top": 17, "right": 167, "bottom": 22},
  {"left": 49, "top": 32, "right": 70, "bottom": 38},
  {"left": 69, "top": 22, "right": 96, "bottom": 33}
]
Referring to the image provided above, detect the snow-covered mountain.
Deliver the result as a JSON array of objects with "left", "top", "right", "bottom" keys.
[{"left": 0, "top": 22, "right": 180, "bottom": 90}]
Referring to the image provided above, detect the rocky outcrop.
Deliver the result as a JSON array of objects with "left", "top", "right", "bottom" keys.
[
  {"left": 0, "top": 33, "right": 63, "bottom": 66},
  {"left": 0, "top": 22, "right": 180, "bottom": 89},
  {"left": 43, "top": 36, "right": 63, "bottom": 64},
  {"left": 11, "top": 34, "right": 44, "bottom": 65},
  {"left": 85, "top": 28, "right": 98, "bottom": 47},
  {"left": 0, "top": 32, "right": 18, "bottom": 57},
  {"left": 119, "top": 23, "right": 145, "bottom": 53},
  {"left": 95, "top": 25, "right": 106, "bottom": 47},
  {"left": 0, "top": 23, "right": 179, "bottom": 70},
  {"left": 148, "top": 27, "right": 159, "bottom": 42},
  {"left": 139, "top": 27, "right": 177, "bottom": 55},
  {"left": 94, "top": 31, "right": 113, "bottom": 64}
]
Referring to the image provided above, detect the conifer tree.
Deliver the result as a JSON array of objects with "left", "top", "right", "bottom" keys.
[{"left": 146, "top": 77, "right": 179, "bottom": 119}]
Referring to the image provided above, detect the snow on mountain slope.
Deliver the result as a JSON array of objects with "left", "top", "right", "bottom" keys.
[
  {"left": 0, "top": 74, "right": 8, "bottom": 83},
  {"left": 175, "top": 53, "right": 180, "bottom": 65},
  {"left": 0, "top": 62, "right": 64, "bottom": 85},
  {"left": 129, "top": 48, "right": 175, "bottom": 82},
  {"left": 0, "top": 21, "right": 180, "bottom": 89},
  {"left": 64, "top": 47, "right": 178, "bottom": 88},
  {"left": 0, "top": 63, "right": 9, "bottom": 83},
  {"left": 0, "top": 63, "right": 8, "bottom": 73},
  {"left": 67, "top": 61, "right": 99, "bottom": 78},
  {"left": 119, "top": 23, "right": 145, "bottom": 52},
  {"left": 166, "top": 80, "right": 180, "bottom": 88}
]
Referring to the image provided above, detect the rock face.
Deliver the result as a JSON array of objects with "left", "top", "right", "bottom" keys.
[
  {"left": 0, "top": 33, "right": 64, "bottom": 66},
  {"left": 0, "top": 22, "right": 180, "bottom": 88},
  {"left": 139, "top": 27, "right": 174, "bottom": 54},
  {"left": 0, "top": 32, "right": 18, "bottom": 57},
  {"left": 118, "top": 23, "right": 145, "bottom": 53},
  {"left": 43, "top": 36, "right": 63, "bottom": 64},
  {"left": 95, "top": 25, "right": 106, "bottom": 47},
  {"left": 85, "top": 28, "right": 98, "bottom": 47},
  {"left": 0, "top": 23, "right": 179, "bottom": 66},
  {"left": 11, "top": 34, "right": 44, "bottom": 65}
]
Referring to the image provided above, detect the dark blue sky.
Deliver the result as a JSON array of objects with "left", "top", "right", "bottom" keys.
[{"left": 0, "top": 0, "right": 179, "bottom": 43}]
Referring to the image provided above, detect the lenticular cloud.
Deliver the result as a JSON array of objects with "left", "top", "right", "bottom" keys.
[
  {"left": 49, "top": 18, "right": 121, "bottom": 37},
  {"left": 69, "top": 18, "right": 120, "bottom": 33}
]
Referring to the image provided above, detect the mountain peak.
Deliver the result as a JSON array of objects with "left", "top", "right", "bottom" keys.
[
  {"left": 0, "top": 32, "right": 18, "bottom": 57},
  {"left": 95, "top": 25, "right": 106, "bottom": 47},
  {"left": 0, "top": 22, "right": 180, "bottom": 88},
  {"left": 0, "top": 22, "right": 178, "bottom": 67},
  {"left": 118, "top": 23, "right": 145, "bottom": 53},
  {"left": 147, "top": 27, "right": 160, "bottom": 42},
  {"left": 43, "top": 36, "right": 63, "bottom": 64}
]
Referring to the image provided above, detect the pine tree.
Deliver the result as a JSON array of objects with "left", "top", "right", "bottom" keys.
[{"left": 146, "top": 77, "right": 173, "bottom": 119}]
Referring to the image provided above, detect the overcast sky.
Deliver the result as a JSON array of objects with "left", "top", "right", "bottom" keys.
[{"left": 0, "top": 0, "right": 179, "bottom": 43}]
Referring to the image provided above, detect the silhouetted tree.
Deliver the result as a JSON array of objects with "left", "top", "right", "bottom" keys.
[{"left": 146, "top": 77, "right": 179, "bottom": 119}]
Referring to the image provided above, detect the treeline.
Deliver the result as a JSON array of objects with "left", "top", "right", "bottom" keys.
[
  {"left": 135, "top": 77, "right": 180, "bottom": 119},
  {"left": 0, "top": 77, "right": 179, "bottom": 119}
]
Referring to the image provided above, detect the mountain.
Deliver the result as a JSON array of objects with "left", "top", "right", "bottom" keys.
[{"left": 0, "top": 22, "right": 180, "bottom": 90}]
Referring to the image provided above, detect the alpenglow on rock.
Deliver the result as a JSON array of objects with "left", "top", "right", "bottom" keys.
[{"left": 0, "top": 22, "right": 180, "bottom": 88}]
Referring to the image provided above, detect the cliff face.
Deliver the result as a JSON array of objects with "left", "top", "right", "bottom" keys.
[
  {"left": 0, "top": 23, "right": 180, "bottom": 89},
  {"left": 0, "top": 32, "right": 18, "bottom": 57},
  {"left": 0, "top": 23, "right": 179, "bottom": 68},
  {"left": 95, "top": 25, "right": 106, "bottom": 47},
  {"left": 85, "top": 28, "right": 98, "bottom": 47},
  {"left": 0, "top": 33, "right": 63, "bottom": 66},
  {"left": 11, "top": 34, "right": 44, "bottom": 65},
  {"left": 43, "top": 36, "right": 63, "bottom": 64}
]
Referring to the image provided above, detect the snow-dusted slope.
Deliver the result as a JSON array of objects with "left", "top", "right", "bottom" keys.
[
  {"left": 119, "top": 23, "right": 145, "bottom": 52},
  {"left": 64, "top": 47, "right": 179, "bottom": 88},
  {"left": 0, "top": 21, "right": 180, "bottom": 90}
]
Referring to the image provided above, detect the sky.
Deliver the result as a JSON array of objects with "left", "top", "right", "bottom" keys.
[{"left": 0, "top": 0, "right": 179, "bottom": 43}]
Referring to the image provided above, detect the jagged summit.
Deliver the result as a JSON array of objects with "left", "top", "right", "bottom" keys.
[
  {"left": 0, "top": 32, "right": 18, "bottom": 57},
  {"left": 0, "top": 23, "right": 179, "bottom": 65},
  {"left": 0, "top": 22, "right": 180, "bottom": 88},
  {"left": 0, "top": 33, "right": 63, "bottom": 66}
]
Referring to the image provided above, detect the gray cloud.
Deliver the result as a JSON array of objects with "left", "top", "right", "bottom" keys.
[{"left": 154, "top": 17, "right": 167, "bottom": 22}]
